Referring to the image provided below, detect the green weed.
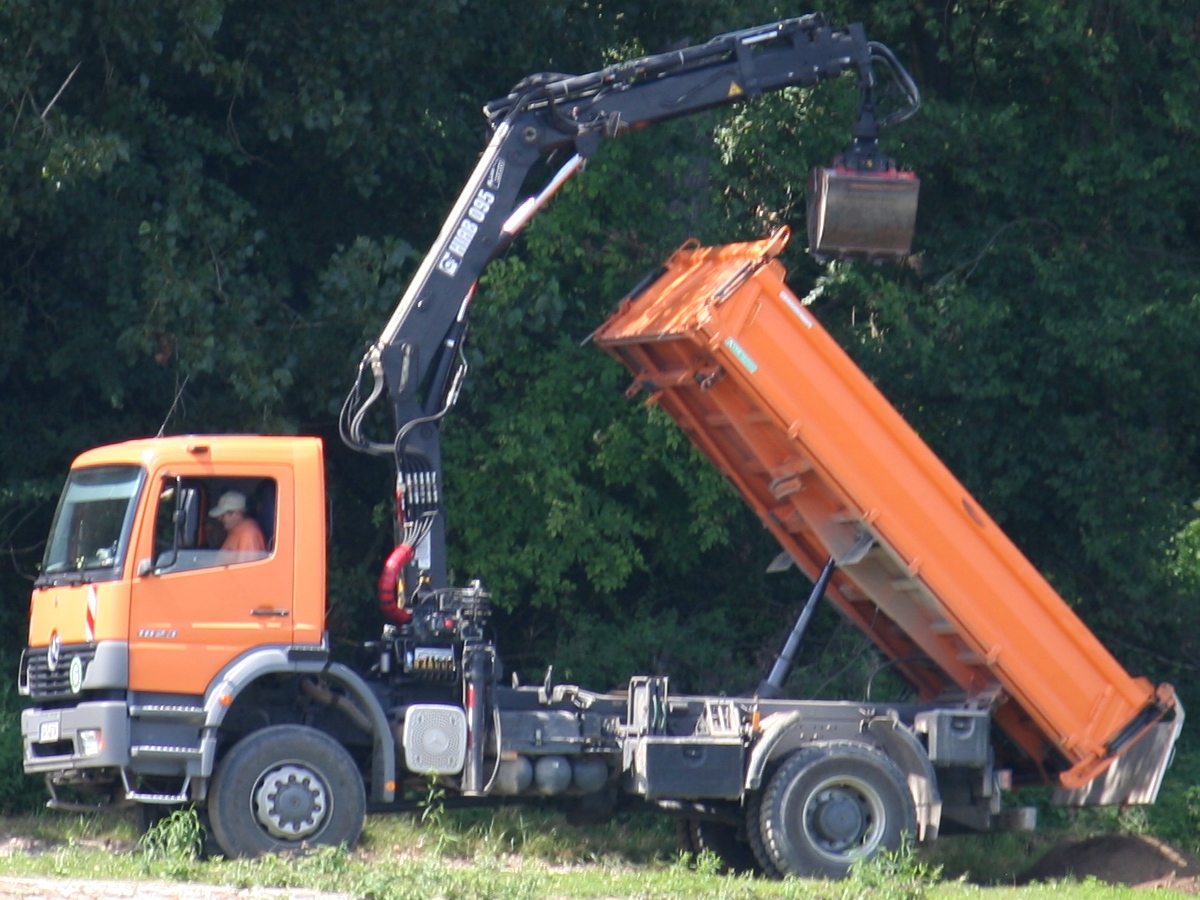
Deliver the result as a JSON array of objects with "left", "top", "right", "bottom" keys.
[
  {"left": 0, "top": 807, "right": 1186, "bottom": 900},
  {"left": 842, "top": 835, "right": 943, "bottom": 900},
  {"left": 416, "top": 778, "right": 464, "bottom": 857},
  {"left": 137, "top": 806, "right": 204, "bottom": 879},
  {"left": 138, "top": 807, "right": 203, "bottom": 861}
]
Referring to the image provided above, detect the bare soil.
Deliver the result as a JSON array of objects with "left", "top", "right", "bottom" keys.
[{"left": 1018, "top": 834, "right": 1200, "bottom": 893}]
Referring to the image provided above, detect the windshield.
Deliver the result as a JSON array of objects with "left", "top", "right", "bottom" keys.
[{"left": 38, "top": 465, "right": 145, "bottom": 587}]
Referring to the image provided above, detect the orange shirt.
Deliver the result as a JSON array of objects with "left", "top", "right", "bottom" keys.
[{"left": 222, "top": 517, "right": 266, "bottom": 552}]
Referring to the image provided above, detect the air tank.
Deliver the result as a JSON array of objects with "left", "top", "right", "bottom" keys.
[
  {"left": 571, "top": 757, "right": 609, "bottom": 794},
  {"left": 533, "top": 755, "right": 572, "bottom": 795},
  {"left": 492, "top": 756, "right": 533, "bottom": 796}
]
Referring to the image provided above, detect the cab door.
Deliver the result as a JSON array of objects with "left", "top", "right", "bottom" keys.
[{"left": 128, "top": 465, "right": 294, "bottom": 696}]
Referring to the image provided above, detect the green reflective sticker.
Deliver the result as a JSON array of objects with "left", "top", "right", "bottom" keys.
[
  {"left": 723, "top": 337, "right": 758, "bottom": 373},
  {"left": 69, "top": 656, "right": 83, "bottom": 693}
]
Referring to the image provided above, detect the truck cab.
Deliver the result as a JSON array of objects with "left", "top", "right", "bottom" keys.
[{"left": 21, "top": 436, "right": 330, "bottom": 811}]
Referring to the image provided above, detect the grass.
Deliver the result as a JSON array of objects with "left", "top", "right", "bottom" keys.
[{"left": 0, "top": 804, "right": 1192, "bottom": 900}]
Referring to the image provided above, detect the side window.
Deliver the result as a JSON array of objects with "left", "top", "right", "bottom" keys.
[{"left": 153, "top": 476, "right": 277, "bottom": 573}]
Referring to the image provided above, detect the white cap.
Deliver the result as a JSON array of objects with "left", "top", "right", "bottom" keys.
[{"left": 209, "top": 491, "right": 247, "bottom": 518}]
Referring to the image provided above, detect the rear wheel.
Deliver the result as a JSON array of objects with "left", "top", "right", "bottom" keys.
[
  {"left": 208, "top": 724, "right": 366, "bottom": 859},
  {"left": 679, "top": 817, "right": 760, "bottom": 874},
  {"left": 744, "top": 791, "right": 783, "bottom": 878},
  {"left": 758, "top": 743, "right": 915, "bottom": 879}
]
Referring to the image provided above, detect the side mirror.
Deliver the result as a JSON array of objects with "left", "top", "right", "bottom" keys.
[
  {"left": 137, "top": 558, "right": 154, "bottom": 577},
  {"left": 156, "top": 481, "right": 202, "bottom": 572},
  {"left": 176, "top": 487, "right": 201, "bottom": 548}
]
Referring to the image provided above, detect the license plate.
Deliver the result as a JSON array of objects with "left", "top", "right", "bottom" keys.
[{"left": 38, "top": 720, "right": 60, "bottom": 743}]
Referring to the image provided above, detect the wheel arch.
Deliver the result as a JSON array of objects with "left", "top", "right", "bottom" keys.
[
  {"left": 744, "top": 711, "right": 803, "bottom": 791},
  {"left": 200, "top": 647, "right": 395, "bottom": 803},
  {"left": 865, "top": 715, "right": 942, "bottom": 840}
]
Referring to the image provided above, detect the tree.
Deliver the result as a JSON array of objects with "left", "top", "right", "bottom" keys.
[
  {"left": 716, "top": 0, "right": 1200, "bottom": 678},
  {"left": 3, "top": 0, "right": 1197, "bottom": 699},
  {"left": 447, "top": 0, "right": 1200, "bottom": 688},
  {"left": 0, "top": 0, "right": 816, "bottom": 686}
]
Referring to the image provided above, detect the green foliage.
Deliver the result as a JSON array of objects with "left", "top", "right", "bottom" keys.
[
  {"left": 363, "top": 806, "right": 682, "bottom": 868},
  {"left": 843, "top": 835, "right": 942, "bottom": 900},
  {"left": 1, "top": 0, "right": 1198, "bottom": 722},
  {"left": 1140, "top": 739, "right": 1200, "bottom": 855},
  {"left": 439, "top": 0, "right": 1200, "bottom": 690},
  {"left": 13, "top": 802, "right": 1200, "bottom": 899},
  {"left": 921, "top": 832, "right": 1043, "bottom": 885},
  {"left": 138, "top": 806, "right": 203, "bottom": 871},
  {"left": 716, "top": 0, "right": 1200, "bottom": 679},
  {"left": 0, "top": 804, "right": 1181, "bottom": 899},
  {"left": 0, "top": 655, "right": 48, "bottom": 813}
]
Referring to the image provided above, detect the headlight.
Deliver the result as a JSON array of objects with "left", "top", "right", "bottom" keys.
[{"left": 78, "top": 729, "right": 104, "bottom": 757}]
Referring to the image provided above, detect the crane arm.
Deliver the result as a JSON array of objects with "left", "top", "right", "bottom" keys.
[{"left": 341, "top": 13, "right": 920, "bottom": 592}]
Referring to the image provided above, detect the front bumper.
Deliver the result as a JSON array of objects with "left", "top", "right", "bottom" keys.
[{"left": 22, "top": 701, "right": 130, "bottom": 774}]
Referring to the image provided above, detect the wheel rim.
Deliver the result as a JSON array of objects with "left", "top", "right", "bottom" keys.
[
  {"left": 800, "top": 773, "right": 887, "bottom": 864},
  {"left": 252, "top": 762, "right": 331, "bottom": 840}
]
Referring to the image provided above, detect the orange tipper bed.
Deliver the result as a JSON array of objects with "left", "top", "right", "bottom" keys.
[{"left": 592, "top": 228, "right": 1176, "bottom": 792}]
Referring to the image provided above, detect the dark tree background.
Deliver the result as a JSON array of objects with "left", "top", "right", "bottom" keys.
[{"left": 1, "top": 0, "right": 1198, "bottom": 705}]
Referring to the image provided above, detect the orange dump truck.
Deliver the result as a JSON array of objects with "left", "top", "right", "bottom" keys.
[
  {"left": 18, "top": 230, "right": 1181, "bottom": 877},
  {"left": 593, "top": 227, "right": 1180, "bottom": 802},
  {"left": 16, "top": 14, "right": 1181, "bottom": 877}
]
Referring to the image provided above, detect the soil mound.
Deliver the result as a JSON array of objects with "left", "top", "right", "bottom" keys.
[{"left": 1018, "top": 834, "right": 1200, "bottom": 892}]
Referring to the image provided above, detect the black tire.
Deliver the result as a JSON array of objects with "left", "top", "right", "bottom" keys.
[
  {"left": 680, "top": 817, "right": 761, "bottom": 874},
  {"left": 744, "top": 791, "right": 783, "bottom": 879},
  {"left": 758, "top": 743, "right": 915, "bottom": 879},
  {"left": 207, "top": 724, "right": 366, "bottom": 859},
  {"left": 678, "top": 817, "right": 696, "bottom": 854}
]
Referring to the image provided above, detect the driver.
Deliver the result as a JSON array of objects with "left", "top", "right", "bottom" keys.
[{"left": 209, "top": 491, "right": 266, "bottom": 553}]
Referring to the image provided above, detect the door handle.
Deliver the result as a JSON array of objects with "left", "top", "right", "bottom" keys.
[{"left": 250, "top": 608, "right": 290, "bottom": 617}]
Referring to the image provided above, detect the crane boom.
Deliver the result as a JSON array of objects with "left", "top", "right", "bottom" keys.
[{"left": 341, "top": 13, "right": 920, "bottom": 594}]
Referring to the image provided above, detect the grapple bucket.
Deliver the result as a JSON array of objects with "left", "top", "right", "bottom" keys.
[{"left": 807, "top": 166, "right": 919, "bottom": 262}]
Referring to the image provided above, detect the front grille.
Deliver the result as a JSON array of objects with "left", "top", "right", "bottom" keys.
[{"left": 25, "top": 643, "right": 97, "bottom": 700}]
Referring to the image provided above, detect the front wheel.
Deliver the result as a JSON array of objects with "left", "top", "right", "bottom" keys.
[
  {"left": 208, "top": 724, "right": 366, "bottom": 859},
  {"left": 758, "top": 743, "right": 915, "bottom": 879}
]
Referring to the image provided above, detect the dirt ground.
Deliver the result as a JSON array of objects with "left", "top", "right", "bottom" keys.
[
  {"left": 0, "top": 833, "right": 1197, "bottom": 898},
  {"left": 1018, "top": 834, "right": 1200, "bottom": 893}
]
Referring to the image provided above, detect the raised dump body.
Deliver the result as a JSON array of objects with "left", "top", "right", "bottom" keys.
[{"left": 592, "top": 228, "right": 1176, "bottom": 792}]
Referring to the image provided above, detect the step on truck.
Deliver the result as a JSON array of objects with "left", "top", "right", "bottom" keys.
[{"left": 19, "top": 11, "right": 1179, "bottom": 875}]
